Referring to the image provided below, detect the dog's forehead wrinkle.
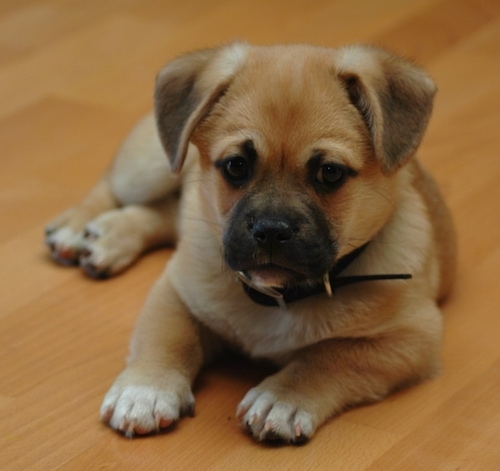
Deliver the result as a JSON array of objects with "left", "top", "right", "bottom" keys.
[
  {"left": 222, "top": 100, "right": 368, "bottom": 171},
  {"left": 198, "top": 56, "right": 371, "bottom": 173}
]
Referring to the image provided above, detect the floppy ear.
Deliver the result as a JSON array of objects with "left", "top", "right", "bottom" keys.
[
  {"left": 154, "top": 42, "right": 249, "bottom": 173},
  {"left": 336, "top": 46, "right": 437, "bottom": 173}
]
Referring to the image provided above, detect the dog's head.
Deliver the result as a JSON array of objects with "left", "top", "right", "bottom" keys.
[{"left": 155, "top": 43, "right": 436, "bottom": 289}]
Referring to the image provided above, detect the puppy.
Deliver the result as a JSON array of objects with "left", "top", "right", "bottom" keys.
[{"left": 45, "top": 43, "right": 456, "bottom": 444}]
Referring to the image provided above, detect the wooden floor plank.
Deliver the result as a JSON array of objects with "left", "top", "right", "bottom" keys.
[
  {"left": 1, "top": 0, "right": 499, "bottom": 469},
  {"left": 375, "top": 0, "right": 500, "bottom": 61}
]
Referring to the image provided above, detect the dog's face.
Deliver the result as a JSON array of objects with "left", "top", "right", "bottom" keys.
[
  {"left": 191, "top": 51, "right": 396, "bottom": 289},
  {"left": 154, "top": 44, "right": 436, "bottom": 289}
]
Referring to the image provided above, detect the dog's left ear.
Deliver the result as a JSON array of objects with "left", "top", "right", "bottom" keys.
[
  {"left": 336, "top": 46, "right": 437, "bottom": 174},
  {"left": 155, "top": 42, "right": 249, "bottom": 173}
]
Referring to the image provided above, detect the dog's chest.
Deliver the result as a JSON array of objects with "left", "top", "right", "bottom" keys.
[
  {"left": 194, "top": 296, "right": 319, "bottom": 360},
  {"left": 170, "top": 261, "right": 336, "bottom": 360}
]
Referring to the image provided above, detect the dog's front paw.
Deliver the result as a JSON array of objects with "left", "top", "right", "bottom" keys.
[
  {"left": 100, "top": 370, "right": 195, "bottom": 437},
  {"left": 236, "top": 387, "right": 316, "bottom": 444}
]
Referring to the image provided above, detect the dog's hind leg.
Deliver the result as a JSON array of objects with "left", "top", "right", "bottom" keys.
[
  {"left": 78, "top": 196, "right": 180, "bottom": 278},
  {"left": 45, "top": 177, "right": 118, "bottom": 266},
  {"left": 45, "top": 113, "right": 185, "bottom": 275},
  {"left": 46, "top": 183, "right": 180, "bottom": 278}
]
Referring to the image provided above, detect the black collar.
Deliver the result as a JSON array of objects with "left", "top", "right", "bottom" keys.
[{"left": 239, "top": 243, "right": 412, "bottom": 309}]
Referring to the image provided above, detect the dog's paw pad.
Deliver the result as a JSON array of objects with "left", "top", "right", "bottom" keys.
[
  {"left": 100, "top": 384, "right": 195, "bottom": 437},
  {"left": 237, "top": 388, "right": 315, "bottom": 444}
]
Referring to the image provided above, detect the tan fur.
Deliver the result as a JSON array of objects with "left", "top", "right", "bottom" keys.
[{"left": 46, "top": 43, "right": 456, "bottom": 443}]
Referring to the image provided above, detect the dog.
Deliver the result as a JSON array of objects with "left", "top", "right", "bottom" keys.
[{"left": 45, "top": 43, "right": 456, "bottom": 444}]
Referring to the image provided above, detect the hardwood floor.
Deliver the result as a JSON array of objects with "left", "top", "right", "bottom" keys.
[{"left": 1, "top": 0, "right": 499, "bottom": 469}]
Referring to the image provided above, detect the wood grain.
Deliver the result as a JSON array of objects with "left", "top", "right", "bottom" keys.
[{"left": 1, "top": 1, "right": 499, "bottom": 469}]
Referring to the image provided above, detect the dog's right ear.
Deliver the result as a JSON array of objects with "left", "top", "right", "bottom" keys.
[
  {"left": 154, "top": 43, "right": 249, "bottom": 173},
  {"left": 335, "top": 46, "right": 437, "bottom": 174}
]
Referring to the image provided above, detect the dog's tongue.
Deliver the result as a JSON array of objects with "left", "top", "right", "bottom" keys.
[{"left": 246, "top": 265, "right": 294, "bottom": 289}]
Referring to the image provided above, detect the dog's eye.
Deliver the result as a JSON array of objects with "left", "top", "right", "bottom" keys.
[
  {"left": 220, "top": 156, "right": 251, "bottom": 186},
  {"left": 316, "top": 164, "right": 346, "bottom": 189}
]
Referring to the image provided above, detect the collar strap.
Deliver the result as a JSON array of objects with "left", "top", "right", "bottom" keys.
[{"left": 239, "top": 243, "right": 412, "bottom": 309}]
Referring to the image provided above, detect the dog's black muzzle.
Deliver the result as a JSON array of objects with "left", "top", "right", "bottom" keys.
[
  {"left": 223, "top": 191, "right": 335, "bottom": 283},
  {"left": 224, "top": 192, "right": 413, "bottom": 308}
]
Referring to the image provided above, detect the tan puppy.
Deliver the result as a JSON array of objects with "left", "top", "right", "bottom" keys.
[{"left": 45, "top": 43, "right": 456, "bottom": 444}]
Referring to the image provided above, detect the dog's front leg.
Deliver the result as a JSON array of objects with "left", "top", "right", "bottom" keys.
[
  {"left": 237, "top": 311, "right": 442, "bottom": 444},
  {"left": 100, "top": 271, "right": 204, "bottom": 437}
]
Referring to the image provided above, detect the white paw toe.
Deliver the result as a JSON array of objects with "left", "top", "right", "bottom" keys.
[
  {"left": 45, "top": 226, "right": 84, "bottom": 265},
  {"left": 237, "top": 387, "right": 315, "bottom": 444},
  {"left": 101, "top": 384, "right": 195, "bottom": 437},
  {"left": 79, "top": 216, "right": 142, "bottom": 278}
]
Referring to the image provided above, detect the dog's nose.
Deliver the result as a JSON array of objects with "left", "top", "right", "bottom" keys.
[{"left": 251, "top": 219, "right": 294, "bottom": 246}]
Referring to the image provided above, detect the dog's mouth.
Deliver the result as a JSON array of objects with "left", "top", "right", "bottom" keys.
[{"left": 239, "top": 264, "right": 305, "bottom": 290}]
